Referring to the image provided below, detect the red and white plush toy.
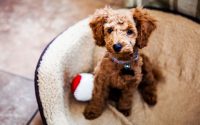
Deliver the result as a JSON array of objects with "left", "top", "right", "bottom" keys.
[{"left": 71, "top": 73, "right": 94, "bottom": 101}]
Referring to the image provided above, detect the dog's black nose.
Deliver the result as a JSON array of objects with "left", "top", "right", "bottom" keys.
[{"left": 113, "top": 43, "right": 122, "bottom": 52}]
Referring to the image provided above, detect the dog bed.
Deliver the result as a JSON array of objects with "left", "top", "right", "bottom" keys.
[{"left": 35, "top": 9, "right": 200, "bottom": 125}]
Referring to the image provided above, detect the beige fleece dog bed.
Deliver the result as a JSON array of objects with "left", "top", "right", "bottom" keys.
[{"left": 35, "top": 9, "right": 200, "bottom": 125}]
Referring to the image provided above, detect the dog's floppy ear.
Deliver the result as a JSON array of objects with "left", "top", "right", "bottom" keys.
[
  {"left": 90, "top": 8, "right": 109, "bottom": 46},
  {"left": 133, "top": 8, "right": 156, "bottom": 49}
]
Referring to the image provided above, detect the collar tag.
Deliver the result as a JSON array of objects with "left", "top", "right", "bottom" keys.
[{"left": 124, "top": 63, "right": 131, "bottom": 70}]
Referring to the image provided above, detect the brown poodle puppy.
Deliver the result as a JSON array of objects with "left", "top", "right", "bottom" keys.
[{"left": 84, "top": 7, "right": 158, "bottom": 120}]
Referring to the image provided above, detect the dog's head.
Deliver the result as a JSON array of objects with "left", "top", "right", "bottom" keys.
[{"left": 90, "top": 7, "right": 156, "bottom": 57}]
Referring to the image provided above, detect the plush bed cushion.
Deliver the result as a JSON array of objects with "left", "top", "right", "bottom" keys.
[{"left": 35, "top": 9, "right": 200, "bottom": 125}]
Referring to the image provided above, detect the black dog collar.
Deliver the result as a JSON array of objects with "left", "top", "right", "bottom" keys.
[{"left": 111, "top": 48, "right": 139, "bottom": 70}]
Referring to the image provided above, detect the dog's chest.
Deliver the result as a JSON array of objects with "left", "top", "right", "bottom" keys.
[
  {"left": 120, "top": 66, "right": 135, "bottom": 76},
  {"left": 101, "top": 58, "right": 141, "bottom": 75},
  {"left": 111, "top": 63, "right": 141, "bottom": 88},
  {"left": 98, "top": 57, "right": 142, "bottom": 88}
]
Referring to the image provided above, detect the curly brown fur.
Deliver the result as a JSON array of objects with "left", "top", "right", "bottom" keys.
[
  {"left": 84, "top": 7, "right": 159, "bottom": 120},
  {"left": 138, "top": 54, "right": 157, "bottom": 105}
]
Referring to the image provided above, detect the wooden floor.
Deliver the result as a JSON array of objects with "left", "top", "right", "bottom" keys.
[
  {"left": 0, "top": 70, "right": 37, "bottom": 125},
  {"left": 0, "top": 0, "right": 123, "bottom": 124}
]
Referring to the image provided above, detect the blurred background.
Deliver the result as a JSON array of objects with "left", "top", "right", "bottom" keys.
[
  {"left": 0, "top": 0, "right": 124, "bottom": 125},
  {"left": 0, "top": 0, "right": 199, "bottom": 125}
]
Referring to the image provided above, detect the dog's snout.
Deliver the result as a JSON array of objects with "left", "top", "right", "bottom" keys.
[{"left": 113, "top": 43, "right": 122, "bottom": 52}]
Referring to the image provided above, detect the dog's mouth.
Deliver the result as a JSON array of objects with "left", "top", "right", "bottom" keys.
[
  {"left": 115, "top": 51, "right": 133, "bottom": 56},
  {"left": 110, "top": 51, "right": 134, "bottom": 61},
  {"left": 106, "top": 43, "right": 137, "bottom": 60},
  {"left": 108, "top": 44, "right": 139, "bottom": 61},
  {"left": 115, "top": 47, "right": 134, "bottom": 55}
]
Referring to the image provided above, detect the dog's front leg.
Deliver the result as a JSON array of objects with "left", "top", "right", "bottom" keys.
[
  {"left": 138, "top": 54, "right": 158, "bottom": 106},
  {"left": 117, "top": 74, "right": 141, "bottom": 116},
  {"left": 83, "top": 73, "right": 109, "bottom": 120},
  {"left": 117, "top": 82, "right": 136, "bottom": 116}
]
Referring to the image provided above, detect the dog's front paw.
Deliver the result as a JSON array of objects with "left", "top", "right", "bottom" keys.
[
  {"left": 143, "top": 92, "right": 157, "bottom": 106},
  {"left": 83, "top": 105, "right": 103, "bottom": 120}
]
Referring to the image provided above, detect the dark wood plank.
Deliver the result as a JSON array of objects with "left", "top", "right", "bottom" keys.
[
  {"left": 0, "top": 70, "right": 37, "bottom": 125},
  {"left": 28, "top": 111, "right": 43, "bottom": 125}
]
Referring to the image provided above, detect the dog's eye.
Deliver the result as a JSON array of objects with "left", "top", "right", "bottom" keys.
[
  {"left": 127, "top": 29, "right": 133, "bottom": 35},
  {"left": 107, "top": 28, "right": 113, "bottom": 34}
]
